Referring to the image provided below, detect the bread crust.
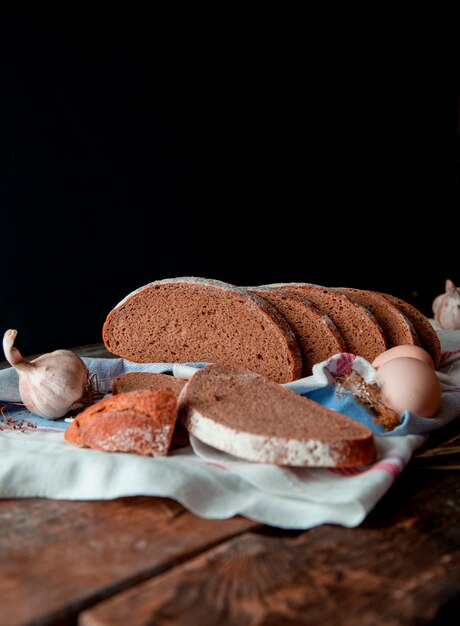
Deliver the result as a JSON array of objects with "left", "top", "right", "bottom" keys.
[{"left": 64, "top": 389, "right": 178, "bottom": 456}]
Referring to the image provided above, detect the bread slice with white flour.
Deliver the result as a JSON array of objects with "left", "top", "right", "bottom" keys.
[{"left": 178, "top": 363, "right": 376, "bottom": 467}]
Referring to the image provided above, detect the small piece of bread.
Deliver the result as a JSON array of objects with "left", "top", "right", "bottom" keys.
[
  {"left": 64, "top": 389, "right": 178, "bottom": 456},
  {"left": 338, "top": 287, "right": 420, "bottom": 349},
  {"left": 248, "top": 286, "right": 346, "bottom": 376},
  {"left": 378, "top": 292, "right": 442, "bottom": 367},
  {"left": 112, "top": 372, "right": 186, "bottom": 396},
  {"left": 102, "top": 277, "right": 302, "bottom": 383},
  {"left": 265, "top": 283, "right": 387, "bottom": 363},
  {"left": 178, "top": 363, "right": 376, "bottom": 467},
  {"left": 110, "top": 374, "right": 189, "bottom": 449}
]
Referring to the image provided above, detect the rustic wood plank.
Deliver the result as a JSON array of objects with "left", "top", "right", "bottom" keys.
[
  {"left": 0, "top": 497, "right": 259, "bottom": 626},
  {"left": 80, "top": 467, "right": 460, "bottom": 626}
]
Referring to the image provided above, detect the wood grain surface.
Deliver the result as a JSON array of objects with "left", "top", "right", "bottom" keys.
[
  {"left": 0, "top": 498, "right": 258, "bottom": 626},
  {"left": 78, "top": 468, "right": 460, "bottom": 626}
]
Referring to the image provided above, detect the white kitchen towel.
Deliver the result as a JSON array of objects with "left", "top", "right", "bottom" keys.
[
  {"left": 0, "top": 428, "right": 423, "bottom": 529},
  {"left": 0, "top": 326, "right": 459, "bottom": 529}
]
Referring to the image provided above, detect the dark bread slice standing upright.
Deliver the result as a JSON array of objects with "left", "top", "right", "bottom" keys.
[
  {"left": 265, "top": 283, "right": 387, "bottom": 363},
  {"left": 378, "top": 292, "right": 442, "bottom": 367},
  {"left": 248, "top": 286, "right": 346, "bottom": 376},
  {"left": 103, "top": 277, "right": 302, "bottom": 383},
  {"left": 338, "top": 287, "right": 420, "bottom": 349},
  {"left": 179, "top": 363, "right": 376, "bottom": 467}
]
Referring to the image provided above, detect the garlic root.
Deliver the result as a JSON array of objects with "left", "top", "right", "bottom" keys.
[{"left": 2, "top": 329, "right": 94, "bottom": 419}]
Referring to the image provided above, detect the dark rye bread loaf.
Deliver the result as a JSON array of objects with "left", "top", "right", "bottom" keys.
[
  {"left": 102, "top": 277, "right": 302, "bottom": 383},
  {"left": 379, "top": 292, "right": 442, "bottom": 367},
  {"left": 112, "top": 372, "right": 186, "bottom": 396},
  {"left": 179, "top": 363, "right": 376, "bottom": 467},
  {"left": 338, "top": 287, "right": 420, "bottom": 349},
  {"left": 265, "top": 283, "right": 387, "bottom": 363},
  {"left": 248, "top": 286, "right": 346, "bottom": 376}
]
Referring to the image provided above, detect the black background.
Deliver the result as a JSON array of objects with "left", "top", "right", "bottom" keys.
[{"left": 1, "top": 12, "right": 459, "bottom": 356}]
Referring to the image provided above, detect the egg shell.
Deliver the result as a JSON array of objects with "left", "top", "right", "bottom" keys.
[
  {"left": 372, "top": 345, "right": 435, "bottom": 370},
  {"left": 375, "top": 356, "right": 441, "bottom": 418}
]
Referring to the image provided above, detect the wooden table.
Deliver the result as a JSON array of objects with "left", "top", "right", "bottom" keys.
[{"left": 1, "top": 346, "right": 460, "bottom": 626}]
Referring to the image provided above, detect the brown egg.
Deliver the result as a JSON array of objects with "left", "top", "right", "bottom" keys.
[
  {"left": 372, "top": 345, "right": 435, "bottom": 370},
  {"left": 375, "top": 356, "right": 441, "bottom": 418}
]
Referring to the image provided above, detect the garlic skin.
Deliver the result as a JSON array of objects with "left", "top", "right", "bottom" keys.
[{"left": 2, "top": 329, "right": 92, "bottom": 419}]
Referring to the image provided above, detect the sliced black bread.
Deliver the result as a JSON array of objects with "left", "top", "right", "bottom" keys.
[
  {"left": 338, "top": 287, "right": 420, "bottom": 349},
  {"left": 247, "top": 286, "right": 346, "bottom": 376},
  {"left": 378, "top": 292, "right": 442, "bottom": 367},
  {"left": 103, "top": 277, "right": 302, "bottom": 383},
  {"left": 178, "top": 363, "right": 376, "bottom": 467},
  {"left": 263, "top": 283, "right": 387, "bottom": 363}
]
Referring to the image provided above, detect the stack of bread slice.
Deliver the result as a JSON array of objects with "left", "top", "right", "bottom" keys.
[{"left": 102, "top": 276, "right": 441, "bottom": 386}]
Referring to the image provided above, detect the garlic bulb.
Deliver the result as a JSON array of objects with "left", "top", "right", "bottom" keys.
[
  {"left": 2, "top": 329, "right": 93, "bottom": 419},
  {"left": 432, "top": 279, "right": 460, "bottom": 330}
]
